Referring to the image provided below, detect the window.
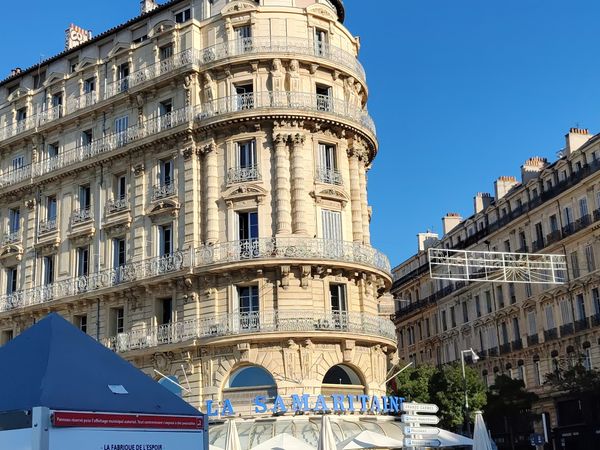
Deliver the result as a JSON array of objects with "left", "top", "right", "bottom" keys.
[
  {"left": 585, "top": 245, "right": 596, "bottom": 272},
  {"left": 234, "top": 25, "right": 252, "bottom": 53},
  {"left": 6, "top": 268, "right": 17, "bottom": 295},
  {"left": 533, "top": 359, "right": 542, "bottom": 386},
  {"left": 501, "top": 322, "right": 509, "bottom": 344},
  {"left": 329, "top": 284, "right": 347, "bottom": 312},
  {"left": 76, "top": 314, "right": 87, "bottom": 334},
  {"left": 579, "top": 197, "right": 589, "bottom": 218},
  {"left": 43, "top": 255, "right": 54, "bottom": 285},
  {"left": 508, "top": 283, "right": 516, "bottom": 304},
  {"left": 159, "top": 99, "right": 173, "bottom": 116},
  {"left": 16, "top": 107, "right": 27, "bottom": 122},
  {"left": 571, "top": 251, "right": 580, "bottom": 279},
  {"left": 118, "top": 63, "right": 130, "bottom": 91},
  {"left": 525, "top": 282, "right": 532, "bottom": 298},
  {"left": 475, "top": 295, "right": 481, "bottom": 317},
  {"left": 115, "top": 115, "right": 129, "bottom": 146},
  {"left": 81, "top": 129, "right": 93, "bottom": 147},
  {"left": 560, "top": 300, "right": 573, "bottom": 325},
  {"left": 564, "top": 206, "right": 573, "bottom": 226},
  {"left": 113, "top": 238, "right": 126, "bottom": 269},
  {"left": 33, "top": 70, "right": 46, "bottom": 89},
  {"left": 512, "top": 317, "right": 520, "bottom": 341},
  {"left": 593, "top": 288, "right": 600, "bottom": 317},
  {"left": 1, "top": 329, "right": 13, "bottom": 345},
  {"left": 545, "top": 304, "right": 555, "bottom": 329},
  {"left": 322, "top": 209, "right": 342, "bottom": 242},
  {"left": 316, "top": 84, "right": 332, "bottom": 111},
  {"left": 237, "top": 211, "right": 259, "bottom": 243},
  {"left": 232, "top": 140, "right": 257, "bottom": 182},
  {"left": 450, "top": 306, "right": 456, "bottom": 328},
  {"left": 157, "top": 298, "right": 173, "bottom": 325},
  {"left": 441, "top": 310, "right": 448, "bottom": 331},
  {"left": 496, "top": 285, "right": 504, "bottom": 309},
  {"left": 77, "top": 246, "right": 89, "bottom": 277},
  {"left": 503, "top": 239, "right": 511, "bottom": 252},
  {"left": 576, "top": 294, "right": 586, "bottom": 321},
  {"left": 159, "top": 44, "right": 174, "bottom": 60},
  {"left": 238, "top": 285, "right": 259, "bottom": 329},
  {"left": 110, "top": 307, "right": 125, "bottom": 335},
  {"left": 317, "top": 144, "right": 341, "bottom": 185},
  {"left": 8, "top": 208, "right": 20, "bottom": 233},
  {"left": 527, "top": 311, "right": 537, "bottom": 336},
  {"left": 518, "top": 231, "right": 527, "bottom": 251},
  {"left": 84, "top": 77, "right": 96, "bottom": 94},
  {"left": 47, "top": 142, "right": 59, "bottom": 159},
  {"left": 46, "top": 195, "right": 57, "bottom": 221},
  {"left": 535, "top": 222, "right": 544, "bottom": 243},
  {"left": 79, "top": 185, "right": 91, "bottom": 210},
  {"left": 175, "top": 8, "right": 191, "bottom": 23},
  {"left": 584, "top": 347, "right": 593, "bottom": 371},
  {"left": 159, "top": 224, "right": 173, "bottom": 256},
  {"left": 234, "top": 83, "right": 254, "bottom": 110},
  {"left": 485, "top": 291, "right": 493, "bottom": 313},
  {"left": 226, "top": 366, "right": 276, "bottom": 390},
  {"left": 69, "top": 57, "right": 78, "bottom": 73},
  {"left": 549, "top": 215, "right": 558, "bottom": 233},
  {"left": 314, "top": 27, "right": 328, "bottom": 56},
  {"left": 159, "top": 159, "right": 173, "bottom": 186},
  {"left": 115, "top": 174, "right": 127, "bottom": 201},
  {"left": 462, "top": 302, "right": 469, "bottom": 323}
]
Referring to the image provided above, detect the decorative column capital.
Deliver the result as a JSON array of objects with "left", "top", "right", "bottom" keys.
[
  {"left": 291, "top": 133, "right": 305, "bottom": 148},
  {"left": 273, "top": 133, "right": 290, "bottom": 146}
]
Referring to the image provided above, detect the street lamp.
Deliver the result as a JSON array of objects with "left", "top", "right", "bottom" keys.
[{"left": 460, "top": 348, "right": 479, "bottom": 437}]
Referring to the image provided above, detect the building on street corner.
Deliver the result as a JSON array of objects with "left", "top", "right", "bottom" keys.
[
  {"left": 392, "top": 127, "right": 600, "bottom": 449},
  {"left": 0, "top": 0, "right": 400, "bottom": 447}
]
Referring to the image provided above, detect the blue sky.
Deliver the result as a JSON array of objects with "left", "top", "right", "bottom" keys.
[{"left": 2, "top": 1, "right": 600, "bottom": 266}]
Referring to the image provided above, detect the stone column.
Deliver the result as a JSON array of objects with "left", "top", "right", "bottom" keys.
[
  {"left": 274, "top": 133, "right": 292, "bottom": 235},
  {"left": 348, "top": 150, "right": 363, "bottom": 243},
  {"left": 358, "top": 157, "right": 370, "bottom": 245},
  {"left": 291, "top": 133, "right": 307, "bottom": 235},
  {"left": 204, "top": 143, "right": 219, "bottom": 244}
]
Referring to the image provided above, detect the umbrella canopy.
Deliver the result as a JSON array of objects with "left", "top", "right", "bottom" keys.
[
  {"left": 473, "top": 411, "right": 494, "bottom": 450},
  {"left": 437, "top": 429, "right": 474, "bottom": 447},
  {"left": 225, "top": 419, "right": 242, "bottom": 450},
  {"left": 336, "top": 430, "right": 404, "bottom": 449},
  {"left": 251, "top": 433, "right": 316, "bottom": 450},
  {"left": 318, "top": 414, "right": 338, "bottom": 450}
]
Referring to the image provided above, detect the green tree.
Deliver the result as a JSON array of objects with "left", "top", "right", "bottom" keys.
[
  {"left": 391, "top": 364, "right": 487, "bottom": 430},
  {"left": 484, "top": 375, "right": 538, "bottom": 450},
  {"left": 545, "top": 362, "right": 600, "bottom": 395}
]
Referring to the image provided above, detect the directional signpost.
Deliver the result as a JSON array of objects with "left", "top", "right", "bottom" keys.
[{"left": 401, "top": 403, "right": 442, "bottom": 448}]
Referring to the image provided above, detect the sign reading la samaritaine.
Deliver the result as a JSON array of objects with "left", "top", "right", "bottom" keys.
[{"left": 206, "top": 393, "right": 406, "bottom": 417}]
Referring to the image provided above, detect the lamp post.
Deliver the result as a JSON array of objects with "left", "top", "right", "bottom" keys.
[{"left": 460, "top": 348, "right": 479, "bottom": 437}]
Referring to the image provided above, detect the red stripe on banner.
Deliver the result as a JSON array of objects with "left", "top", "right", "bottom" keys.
[{"left": 52, "top": 411, "right": 203, "bottom": 430}]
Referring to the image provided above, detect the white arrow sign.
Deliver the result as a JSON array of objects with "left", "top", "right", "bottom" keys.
[
  {"left": 400, "top": 414, "right": 440, "bottom": 424},
  {"left": 404, "top": 438, "right": 441, "bottom": 448},
  {"left": 403, "top": 402, "right": 440, "bottom": 413},
  {"left": 403, "top": 426, "right": 440, "bottom": 436}
]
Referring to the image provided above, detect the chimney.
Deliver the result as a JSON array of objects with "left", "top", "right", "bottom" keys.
[
  {"left": 417, "top": 232, "right": 439, "bottom": 252},
  {"left": 442, "top": 213, "right": 462, "bottom": 236},
  {"left": 474, "top": 192, "right": 493, "bottom": 214},
  {"left": 141, "top": 0, "right": 159, "bottom": 14},
  {"left": 521, "top": 156, "right": 548, "bottom": 183},
  {"left": 494, "top": 176, "right": 519, "bottom": 200},
  {"left": 565, "top": 128, "right": 592, "bottom": 156},
  {"left": 65, "top": 24, "right": 93, "bottom": 50}
]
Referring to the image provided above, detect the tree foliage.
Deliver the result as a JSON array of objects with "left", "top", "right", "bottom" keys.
[
  {"left": 392, "top": 364, "right": 487, "bottom": 430},
  {"left": 544, "top": 362, "right": 600, "bottom": 396}
]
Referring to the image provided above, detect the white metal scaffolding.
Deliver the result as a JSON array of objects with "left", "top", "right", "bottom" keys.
[{"left": 428, "top": 248, "right": 567, "bottom": 284}]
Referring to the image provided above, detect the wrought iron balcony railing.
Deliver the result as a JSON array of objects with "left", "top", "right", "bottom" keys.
[
  {"left": 39, "top": 219, "right": 57, "bottom": 234},
  {"left": 527, "top": 334, "right": 539, "bottom": 346},
  {"left": 71, "top": 207, "right": 93, "bottom": 225},
  {"left": 151, "top": 182, "right": 176, "bottom": 201},
  {"left": 315, "top": 166, "right": 343, "bottom": 185},
  {"left": 105, "top": 197, "right": 129, "bottom": 214},
  {"left": 103, "top": 310, "right": 395, "bottom": 353},
  {"left": 2, "top": 229, "right": 21, "bottom": 245},
  {"left": 227, "top": 165, "right": 261, "bottom": 184}
]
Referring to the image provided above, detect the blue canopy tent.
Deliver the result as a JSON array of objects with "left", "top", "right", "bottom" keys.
[{"left": 0, "top": 313, "right": 201, "bottom": 417}]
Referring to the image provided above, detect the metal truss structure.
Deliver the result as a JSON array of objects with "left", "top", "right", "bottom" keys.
[{"left": 428, "top": 248, "right": 567, "bottom": 284}]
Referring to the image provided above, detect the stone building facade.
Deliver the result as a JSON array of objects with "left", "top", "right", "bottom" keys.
[
  {"left": 0, "top": 0, "right": 395, "bottom": 416},
  {"left": 392, "top": 128, "right": 600, "bottom": 448}
]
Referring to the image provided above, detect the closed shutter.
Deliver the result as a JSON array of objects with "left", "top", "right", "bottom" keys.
[
  {"left": 545, "top": 305, "right": 555, "bottom": 329},
  {"left": 322, "top": 210, "right": 342, "bottom": 241},
  {"left": 528, "top": 311, "right": 537, "bottom": 335},
  {"left": 560, "top": 300, "right": 573, "bottom": 325}
]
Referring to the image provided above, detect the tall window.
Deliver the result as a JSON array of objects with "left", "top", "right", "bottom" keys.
[
  {"left": 8, "top": 208, "right": 20, "bottom": 233},
  {"left": 593, "top": 288, "right": 600, "bottom": 317},
  {"left": 575, "top": 294, "right": 586, "bottom": 321},
  {"left": 545, "top": 304, "right": 555, "bottom": 329},
  {"left": 115, "top": 115, "right": 129, "bottom": 146},
  {"left": 46, "top": 196, "right": 57, "bottom": 221},
  {"left": 564, "top": 206, "right": 573, "bottom": 226},
  {"left": 238, "top": 211, "right": 258, "bottom": 242},
  {"left": 231, "top": 140, "right": 258, "bottom": 183},
  {"left": 116, "top": 174, "right": 127, "bottom": 201},
  {"left": 159, "top": 99, "right": 173, "bottom": 116},
  {"left": 560, "top": 300, "right": 573, "bottom": 326},
  {"left": 113, "top": 238, "right": 126, "bottom": 269},
  {"left": 51, "top": 92, "right": 62, "bottom": 111},
  {"left": 238, "top": 286, "right": 259, "bottom": 329},
  {"left": 159, "top": 44, "right": 173, "bottom": 60},
  {"left": 450, "top": 306, "right": 456, "bottom": 328},
  {"left": 475, "top": 295, "right": 481, "bottom": 317},
  {"left": 512, "top": 317, "right": 520, "bottom": 341},
  {"left": 579, "top": 197, "right": 589, "bottom": 219},
  {"left": 12, "top": 155, "right": 24, "bottom": 173},
  {"left": 316, "top": 84, "right": 332, "bottom": 111},
  {"left": 585, "top": 245, "right": 596, "bottom": 273},
  {"left": 81, "top": 129, "right": 93, "bottom": 147},
  {"left": 84, "top": 77, "right": 96, "bottom": 94},
  {"left": 329, "top": 284, "right": 347, "bottom": 312},
  {"left": 317, "top": 144, "right": 340, "bottom": 185},
  {"left": 43, "top": 255, "right": 54, "bottom": 285},
  {"left": 322, "top": 210, "right": 342, "bottom": 241},
  {"left": 234, "top": 83, "right": 254, "bottom": 110},
  {"left": 16, "top": 107, "right": 27, "bottom": 122},
  {"left": 462, "top": 302, "right": 469, "bottom": 323},
  {"left": 527, "top": 311, "right": 537, "bottom": 336},
  {"left": 314, "top": 27, "right": 328, "bottom": 56},
  {"left": 234, "top": 25, "right": 252, "bottom": 53},
  {"left": 77, "top": 246, "right": 89, "bottom": 277},
  {"left": 79, "top": 185, "right": 91, "bottom": 210},
  {"left": 535, "top": 222, "right": 544, "bottom": 243},
  {"left": 496, "top": 285, "right": 504, "bottom": 309},
  {"left": 159, "top": 224, "right": 173, "bottom": 256},
  {"left": 159, "top": 159, "right": 173, "bottom": 187},
  {"left": 157, "top": 298, "right": 173, "bottom": 326},
  {"left": 6, "top": 268, "right": 17, "bottom": 295},
  {"left": 571, "top": 251, "right": 580, "bottom": 279},
  {"left": 485, "top": 291, "right": 493, "bottom": 313},
  {"left": 118, "top": 62, "right": 130, "bottom": 91},
  {"left": 76, "top": 314, "right": 87, "bottom": 334},
  {"left": 110, "top": 307, "right": 125, "bottom": 335},
  {"left": 533, "top": 359, "right": 542, "bottom": 386}
]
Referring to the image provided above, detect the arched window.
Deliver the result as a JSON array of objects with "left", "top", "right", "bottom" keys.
[
  {"left": 226, "top": 366, "right": 276, "bottom": 389},
  {"left": 223, "top": 365, "right": 277, "bottom": 414},
  {"left": 322, "top": 364, "right": 364, "bottom": 396}
]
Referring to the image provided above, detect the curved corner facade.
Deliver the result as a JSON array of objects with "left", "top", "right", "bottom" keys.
[{"left": 0, "top": 0, "right": 395, "bottom": 413}]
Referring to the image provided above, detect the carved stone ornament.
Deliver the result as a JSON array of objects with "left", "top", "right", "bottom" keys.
[
  {"left": 147, "top": 200, "right": 180, "bottom": 221},
  {"left": 103, "top": 218, "right": 132, "bottom": 238},
  {"left": 305, "top": 3, "right": 338, "bottom": 21},
  {"left": 133, "top": 163, "right": 145, "bottom": 176},
  {"left": 311, "top": 187, "right": 349, "bottom": 207},
  {"left": 221, "top": 0, "right": 258, "bottom": 16},
  {"left": 68, "top": 228, "right": 95, "bottom": 246},
  {"left": 152, "top": 352, "right": 175, "bottom": 372},
  {"left": 222, "top": 184, "right": 267, "bottom": 205},
  {"left": 0, "top": 244, "right": 23, "bottom": 266},
  {"left": 182, "top": 147, "right": 194, "bottom": 160}
]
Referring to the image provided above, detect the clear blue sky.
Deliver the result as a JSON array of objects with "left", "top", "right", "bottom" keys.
[{"left": 2, "top": 1, "right": 600, "bottom": 266}]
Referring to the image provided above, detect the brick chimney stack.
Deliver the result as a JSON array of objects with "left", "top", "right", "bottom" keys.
[
  {"left": 474, "top": 192, "right": 493, "bottom": 214},
  {"left": 521, "top": 156, "right": 548, "bottom": 184},
  {"left": 494, "top": 176, "right": 519, "bottom": 200},
  {"left": 442, "top": 213, "right": 462, "bottom": 236},
  {"left": 565, "top": 128, "right": 592, "bottom": 156}
]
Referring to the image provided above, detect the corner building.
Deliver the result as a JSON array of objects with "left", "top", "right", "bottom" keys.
[
  {"left": 392, "top": 129, "right": 600, "bottom": 449},
  {"left": 0, "top": 0, "right": 395, "bottom": 422}
]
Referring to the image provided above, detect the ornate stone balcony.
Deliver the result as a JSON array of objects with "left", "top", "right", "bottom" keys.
[
  {"left": 0, "top": 239, "right": 390, "bottom": 315},
  {"left": 103, "top": 310, "right": 396, "bottom": 353},
  {"left": 227, "top": 165, "right": 261, "bottom": 184},
  {"left": 194, "top": 237, "right": 391, "bottom": 274},
  {"left": 39, "top": 219, "right": 57, "bottom": 234},
  {"left": 315, "top": 166, "right": 343, "bottom": 185},
  {"left": 66, "top": 91, "right": 98, "bottom": 115},
  {"left": 71, "top": 207, "right": 93, "bottom": 226},
  {"left": 2, "top": 229, "right": 22, "bottom": 245},
  {"left": 151, "top": 182, "right": 176, "bottom": 202},
  {"left": 105, "top": 197, "right": 129, "bottom": 215}
]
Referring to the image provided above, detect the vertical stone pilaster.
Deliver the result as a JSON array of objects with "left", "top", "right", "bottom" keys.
[
  {"left": 359, "top": 159, "right": 370, "bottom": 245},
  {"left": 291, "top": 133, "right": 307, "bottom": 235},
  {"left": 204, "top": 142, "right": 219, "bottom": 244},
  {"left": 348, "top": 150, "right": 363, "bottom": 243},
  {"left": 274, "top": 133, "right": 292, "bottom": 235}
]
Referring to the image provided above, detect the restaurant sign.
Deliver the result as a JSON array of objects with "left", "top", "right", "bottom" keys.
[{"left": 206, "top": 393, "right": 406, "bottom": 417}]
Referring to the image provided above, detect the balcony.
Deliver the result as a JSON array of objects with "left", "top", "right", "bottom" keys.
[
  {"left": 71, "top": 207, "right": 93, "bottom": 226},
  {"left": 545, "top": 230, "right": 562, "bottom": 246},
  {"left": 227, "top": 165, "right": 261, "bottom": 185},
  {"left": 151, "top": 182, "right": 176, "bottom": 202},
  {"left": 574, "top": 318, "right": 589, "bottom": 332},
  {"left": 511, "top": 338, "right": 523, "bottom": 351},
  {"left": 39, "top": 219, "right": 57, "bottom": 234},
  {"left": 591, "top": 314, "right": 600, "bottom": 327},
  {"left": 499, "top": 343, "right": 511, "bottom": 355},
  {"left": 488, "top": 347, "right": 499, "bottom": 357},
  {"left": 315, "top": 166, "right": 343, "bottom": 185},
  {"left": 527, "top": 334, "right": 539, "bottom": 346},
  {"left": 105, "top": 197, "right": 129, "bottom": 215},
  {"left": 2, "top": 229, "right": 21, "bottom": 245},
  {"left": 544, "top": 328, "right": 559, "bottom": 342},
  {"left": 103, "top": 310, "right": 395, "bottom": 353},
  {"left": 66, "top": 91, "right": 98, "bottom": 115},
  {"left": 560, "top": 323, "right": 574, "bottom": 337}
]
